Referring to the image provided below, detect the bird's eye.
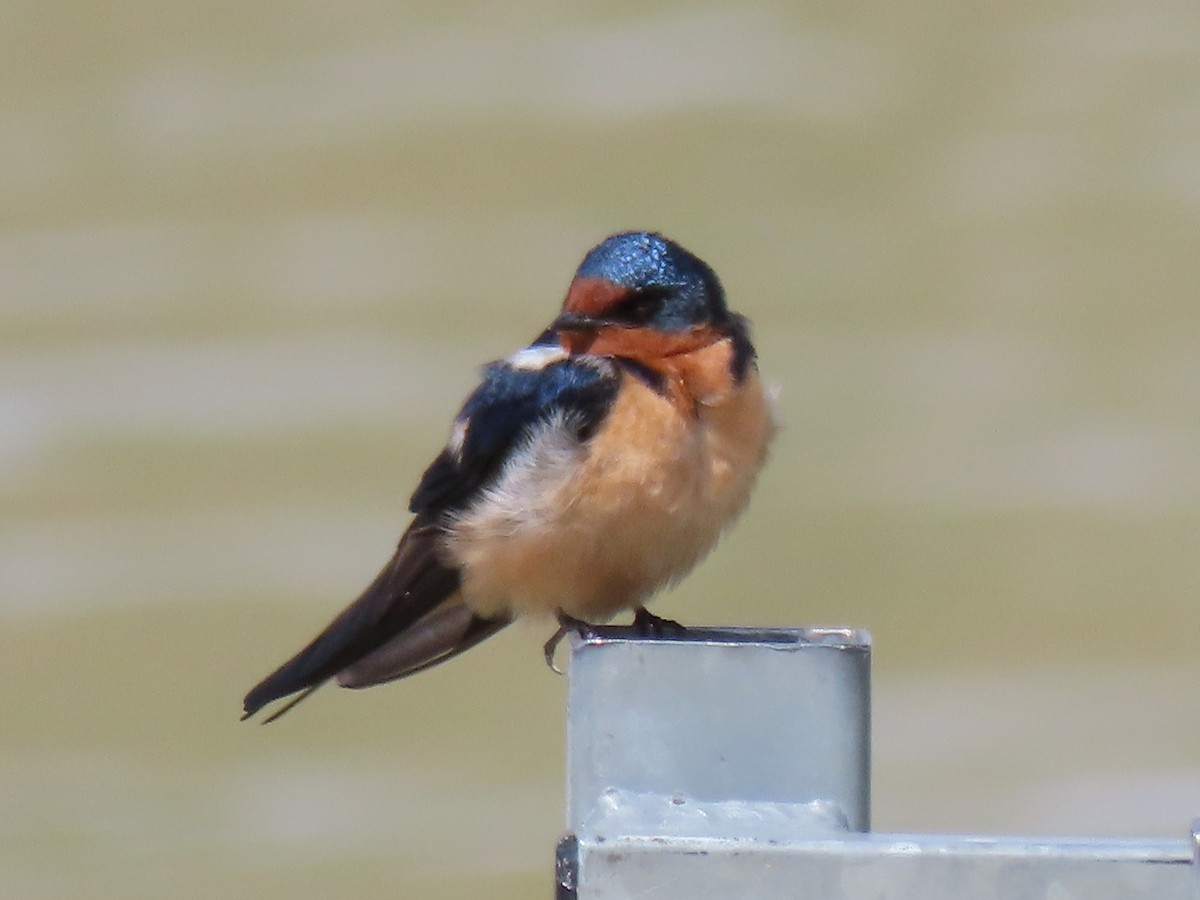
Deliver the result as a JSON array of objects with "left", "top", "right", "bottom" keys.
[{"left": 615, "top": 290, "right": 664, "bottom": 325}]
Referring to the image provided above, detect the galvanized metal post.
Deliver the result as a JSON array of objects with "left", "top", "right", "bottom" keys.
[{"left": 556, "top": 626, "right": 1199, "bottom": 900}]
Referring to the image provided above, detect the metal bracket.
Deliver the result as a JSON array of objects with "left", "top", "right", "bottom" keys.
[{"left": 557, "top": 627, "right": 1198, "bottom": 899}]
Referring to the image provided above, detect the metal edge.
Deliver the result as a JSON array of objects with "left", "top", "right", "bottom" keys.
[
  {"left": 555, "top": 834, "right": 579, "bottom": 900},
  {"left": 569, "top": 625, "right": 872, "bottom": 652}
]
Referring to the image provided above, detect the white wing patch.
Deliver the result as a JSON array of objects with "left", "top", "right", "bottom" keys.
[
  {"left": 505, "top": 344, "right": 569, "bottom": 371},
  {"left": 446, "top": 418, "right": 470, "bottom": 461}
]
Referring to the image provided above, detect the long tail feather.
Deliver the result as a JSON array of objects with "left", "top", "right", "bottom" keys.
[{"left": 242, "top": 524, "right": 460, "bottom": 720}]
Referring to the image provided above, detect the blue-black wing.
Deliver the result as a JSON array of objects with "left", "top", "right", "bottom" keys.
[
  {"left": 242, "top": 351, "right": 619, "bottom": 721},
  {"left": 242, "top": 523, "right": 462, "bottom": 721},
  {"left": 409, "top": 355, "right": 620, "bottom": 515}
]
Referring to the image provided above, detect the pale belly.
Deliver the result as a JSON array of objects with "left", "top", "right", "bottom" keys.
[{"left": 444, "top": 367, "right": 774, "bottom": 621}]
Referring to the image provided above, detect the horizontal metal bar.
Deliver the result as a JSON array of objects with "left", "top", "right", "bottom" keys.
[{"left": 559, "top": 831, "right": 1199, "bottom": 899}]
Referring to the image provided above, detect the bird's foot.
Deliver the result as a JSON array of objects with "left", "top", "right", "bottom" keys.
[
  {"left": 543, "top": 610, "right": 596, "bottom": 674},
  {"left": 632, "top": 606, "right": 687, "bottom": 638}
]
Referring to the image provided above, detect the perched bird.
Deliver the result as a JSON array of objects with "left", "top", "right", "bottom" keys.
[{"left": 242, "top": 231, "right": 775, "bottom": 722}]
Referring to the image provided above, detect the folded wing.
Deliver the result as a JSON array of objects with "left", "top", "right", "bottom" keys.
[{"left": 241, "top": 348, "right": 619, "bottom": 721}]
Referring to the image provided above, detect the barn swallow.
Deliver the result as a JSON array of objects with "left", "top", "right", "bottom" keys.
[{"left": 242, "top": 231, "right": 775, "bottom": 722}]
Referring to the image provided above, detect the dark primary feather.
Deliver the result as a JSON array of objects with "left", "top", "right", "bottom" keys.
[
  {"left": 334, "top": 603, "right": 511, "bottom": 688},
  {"left": 241, "top": 524, "right": 460, "bottom": 719},
  {"left": 241, "top": 353, "right": 620, "bottom": 721}
]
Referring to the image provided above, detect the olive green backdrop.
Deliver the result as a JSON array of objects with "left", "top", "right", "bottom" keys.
[{"left": 3, "top": 2, "right": 1199, "bottom": 897}]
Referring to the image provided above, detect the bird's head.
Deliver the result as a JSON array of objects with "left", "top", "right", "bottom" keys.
[{"left": 553, "top": 232, "right": 732, "bottom": 336}]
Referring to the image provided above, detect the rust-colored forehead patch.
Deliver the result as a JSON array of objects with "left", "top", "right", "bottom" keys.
[{"left": 562, "top": 276, "right": 632, "bottom": 316}]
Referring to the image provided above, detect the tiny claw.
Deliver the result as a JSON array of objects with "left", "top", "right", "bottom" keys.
[
  {"left": 542, "top": 610, "right": 595, "bottom": 674},
  {"left": 632, "top": 606, "right": 687, "bottom": 638},
  {"left": 543, "top": 627, "right": 568, "bottom": 674}
]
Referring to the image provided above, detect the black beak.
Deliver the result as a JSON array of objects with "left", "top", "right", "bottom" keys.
[{"left": 550, "top": 312, "right": 604, "bottom": 332}]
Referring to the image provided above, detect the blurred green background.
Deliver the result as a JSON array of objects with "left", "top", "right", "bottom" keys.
[{"left": 3, "top": 2, "right": 1199, "bottom": 897}]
